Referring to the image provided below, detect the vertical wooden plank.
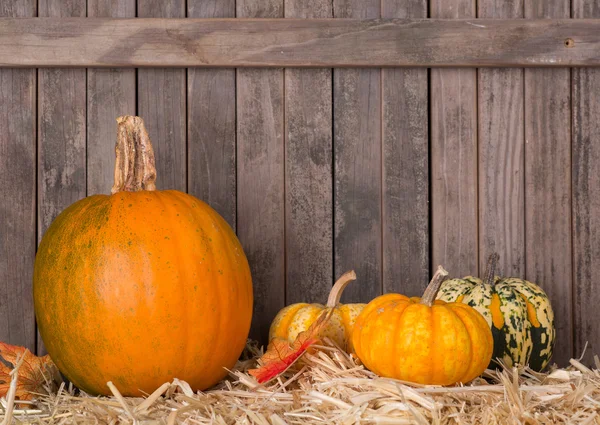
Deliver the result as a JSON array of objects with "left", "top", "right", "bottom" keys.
[
  {"left": 137, "top": 0, "right": 186, "bottom": 192},
  {"left": 237, "top": 0, "right": 285, "bottom": 343},
  {"left": 333, "top": 0, "right": 381, "bottom": 303},
  {"left": 572, "top": 0, "right": 599, "bottom": 365},
  {"left": 38, "top": 0, "right": 87, "bottom": 355},
  {"left": 187, "top": 0, "right": 236, "bottom": 229},
  {"left": 430, "top": 0, "right": 478, "bottom": 277},
  {"left": 0, "top": 0, "right": 36, "bottom": 352},
  {"left": 524, "top": 0, "right": 572, "bottom": 367},
  {"left": 382, "top": 1, "right": 429, "bottom": 295},
  {"left": 478, "top": 3, "right": 524, "bottom": 276},
  {"left": 285, "top": 0, "right": 332, "bottom": 304},
  {"left": 87, "top": 0, "right": 135, "bottom": 196}
]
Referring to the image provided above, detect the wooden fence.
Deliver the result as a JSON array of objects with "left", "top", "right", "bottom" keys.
[{"left": 1, "top": 0, "right": 599, "bottom": 369}]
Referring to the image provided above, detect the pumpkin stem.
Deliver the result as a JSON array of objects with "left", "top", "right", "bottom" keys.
[
  {"left": 420, "top": 266, "right": 449, "bottom": 306},
  {"left": 111, "top": 116, "right": 157, "bottom": 194},
  {"left": 483, "top": 253, "right": 499, "bottom": 286},
  {"left": 326, "top": 270, "right": 357, "bottom": 308}
]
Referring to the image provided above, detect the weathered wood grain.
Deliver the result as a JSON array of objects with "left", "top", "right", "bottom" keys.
[
  {"left": 382, "top": 0, "right": 429, "bottom": 296},
  {"left": 37, "top": 0, "right": 87, "bottom": 355},
  {"left": 2, "top": 18, "right": 600, "bottom": 67},
  {"left": 333, "top": 0, "right": 382, "bottom": 303},
  {"left": 0, "top": 0, "right": 36, "bottom": 352},
  {"left": 137, "top": 0, "right": 186, "bottom": 192},
  {"left": 524, "top": 69, "right": 572, "bottom": 366},
  {"left": 285, "top": 0, "right": 332, "bottom": 305},
  {"left": 0, "top": 0, "right": 34, "bottom": 16},
  {"left": 38, "top": 1, "right": 84, "bottom": 17},
  {"left": 87, "top": 0, "right": 135, "bottom": 196},
  {"left": 524, "top": 0, "right": 572, "bottom": 368},
  {"left": 87, "top": 0, "right": 132, "bottom": 16},
  {"left": 236, "top": 0, "right": 285, "bottom": 343},
  {"left": 573, "top": 66, "right": 600, "bottom": 366},
  {"left": 187, "top": 0, "right": 236, "bottom": 229},
  {"left": 572, "top": 0, "right": 600, "bottom": 366},
  {"left": 333, "top": 71, "right": 381, "bottom": 301},
  {"left": 430, "top": 0, "right": 478, "bottom": 277},
  {"left": 478, "top": 1, "right": 524, "bottom": 276}
]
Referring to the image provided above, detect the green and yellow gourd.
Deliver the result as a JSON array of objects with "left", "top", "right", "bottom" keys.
[{"left": 436, "top": 253, "right": 555, "bottom": 371}]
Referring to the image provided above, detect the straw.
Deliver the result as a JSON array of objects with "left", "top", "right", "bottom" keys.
[{"left": 2, "top": 341, "right": 599, "bottom": 424}]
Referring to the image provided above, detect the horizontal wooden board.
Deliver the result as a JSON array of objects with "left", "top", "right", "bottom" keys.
[{"left": 0, "top": 18, "right": 599, "bottom": 67}]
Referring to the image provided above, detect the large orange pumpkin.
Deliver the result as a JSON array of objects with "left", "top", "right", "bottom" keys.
[{"left": 33, "top": 116, "right": 253, "bottom": 396}]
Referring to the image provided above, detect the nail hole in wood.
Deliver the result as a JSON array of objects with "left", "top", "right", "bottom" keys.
[{"left": 565, "top": 38, "right": 575, "bottom": 48}]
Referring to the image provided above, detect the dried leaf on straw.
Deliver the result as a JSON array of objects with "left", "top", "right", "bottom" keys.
[
  {"left": 0, "top": 342, "right": 59, "bottom": 400},
  {"left": 249, "top": 309, "right": 334, "bottom": 383}
]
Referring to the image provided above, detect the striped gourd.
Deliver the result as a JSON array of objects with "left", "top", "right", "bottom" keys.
[{"left": 436, "top": 253, "right": 555, "bottom": 371}]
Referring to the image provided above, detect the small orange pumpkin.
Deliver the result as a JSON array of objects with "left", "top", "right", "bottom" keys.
[
  {"left": 33, "top": 116, "right": 253, "bottom": 396},
  {"left": 352, "top": 266, "right": 493, "bottom": 385},
  {"left": 269, "top": 271, "right": 364, "bottom": 352}
]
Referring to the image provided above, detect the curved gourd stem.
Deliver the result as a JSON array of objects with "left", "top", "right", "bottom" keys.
[
  {"left": 111, "top": 116, "right": 157, "bottom": 194},
  {"left": 483, "top": 253, "right": 500, "bottom": 287},
  {"left": 326, "top": 270, "right": 357, "bottom": 308},
  {"left": 420, "top": 266, "right": 449, "bottom": 306}
]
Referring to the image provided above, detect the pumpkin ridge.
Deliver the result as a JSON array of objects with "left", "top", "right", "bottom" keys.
[
  {"left": 449, "top": 306, "right": 474, "bottom": 384},
  {"left": 385, "top": 300, "right": 409, "bottom": 380},
  {"left": 350, "top": 311, "right": 365, "bottom": 362},
  {"left": 339, "top": 304, "right": 364, "bottom": 352},
  {"left": 352, "top": 300, "right": 377, "bottom": 372},
  {"left": 448, "top": 306, "right": 472, "bottom": 382},
  {"left": 489, "top": 294, "right": 504, "bottom": 329},
  {"left": 165, "top": 192, "right": 197, "bottom": 381},
  {"left": 496, "top": 282, "right": 532, "bottom": 367},
  {"left": 269, "top": 304, "right": 310, "bottom": 341},
  {"left": 429, "top": 305, "right": 444, "bottom": 384},
  {"left": 504, "top": 278, "right": 554, "bottom": 370},
  {"left": 287, "top": 305, "right": 325, "bottom": 342},
  {"left": 450, "top": 303, "right": 491, "bottom": 382},
  {"left": 422, "top": 304, "right": 434, "bottom": 385},
  {"left": 378, "top": 300, "right": 409, "bottom": 379},
  {"left": 432, "top": 305, "right": 471, "bottom": 385},
  {"left": 183, "top": 190, "right": 252, "bottom": 386},
  {"left": 185, "top": 193, "right": 225, "bottom": 381},
  {"left": 519, "top": 294, "right": 541, "bottom": 327},
  {"left": 36, "top": 195, "right": 117, "bottom": 393}
]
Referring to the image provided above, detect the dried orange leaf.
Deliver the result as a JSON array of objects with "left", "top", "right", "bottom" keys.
[
  {"left": 0, "top": 342, "right": 59, "bottom": 400},
  {"left": 249, "top": 309, "right": 334, "bottom": 384}
]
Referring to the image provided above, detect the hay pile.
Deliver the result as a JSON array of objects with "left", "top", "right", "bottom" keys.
[{"left": 1, "top": 341, "right": 599, "bottom": 424}]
